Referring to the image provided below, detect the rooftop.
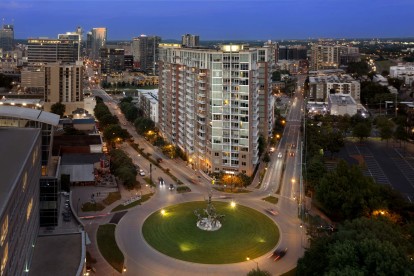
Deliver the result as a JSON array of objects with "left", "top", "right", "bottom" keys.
[
  {"left": 329, "top": 94, "right": 357, "bottom": 105},
  {"left": 30, "top": 233, "right": 83, "bottom": 276},
  {"left": 309, "top": 74, "right": 357, "bottom": 84},
  {"left": 0, "top": 128, "right": 40, "bottom": 214}
]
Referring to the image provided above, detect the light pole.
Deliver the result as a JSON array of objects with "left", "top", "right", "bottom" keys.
[{"left": 246, "top": 257, "right": 259, "bottom": 270}]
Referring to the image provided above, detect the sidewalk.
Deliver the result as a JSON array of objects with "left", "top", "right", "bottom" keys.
[{"left": 73, "top": 180, "right": 154, "bottom": 275}]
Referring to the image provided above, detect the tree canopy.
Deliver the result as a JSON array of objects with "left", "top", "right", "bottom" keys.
[
  {"left": 297, "top": 217, "right": 414, "bottom": 275},
  {"left": 50, "top": 102, "right": 66, "bottom": 117}
]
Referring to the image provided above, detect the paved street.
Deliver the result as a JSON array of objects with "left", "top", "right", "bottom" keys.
[{"left": 85, "top": 86, "right": 306, "bottom": 275}]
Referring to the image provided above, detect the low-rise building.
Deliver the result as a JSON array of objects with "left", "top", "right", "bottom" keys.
[
  {"left": 132, "top": 89, "right": 159, "bottom": 123},
  {"left": 328, "top": 94, "right": 357, "bottom": 116},
  {"left": 390, "top": 64, "right": 414, "bottom": 86},
  {"left": 308, "top": 74, "right": 360, "bottom": 102}
]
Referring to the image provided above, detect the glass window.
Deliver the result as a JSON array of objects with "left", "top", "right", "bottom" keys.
[{"left": 0, "top": 216, "right": 8, "bottom": 246}]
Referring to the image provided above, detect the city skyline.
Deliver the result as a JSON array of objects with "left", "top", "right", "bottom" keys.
[{"left": 1, "top": 0, "right": 413, "bottom": 40}]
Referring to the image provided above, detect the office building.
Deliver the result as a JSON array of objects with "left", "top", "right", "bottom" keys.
[
  {"left": 90, "top": 28, "right": 107, "bottom": 60},
  {"left": 182, "top": 34, "right": 200, "bottom": 47},
  {"left": 27, "top": 38, "right": 79, "bottom": 63},
  {"left": 100, "top": 48, "right": 125, "bottom": 74},
  {"left": 58, "top": 26, "right": 83, "bottom": 61},
  {"left": 308, "top": 74, "right": 360, "bottom": 101},
  {"left": 21, "top": 67, "right": 46, "bottom": 94},
  {"left": 132, "top": 35, "right": 161, "bottom": 74},
  {"left": 0, "top": 24, "right": 14, "bottom": 52},
  {"left": 158, "top": 44, "right": 263, "bottom": 176}
]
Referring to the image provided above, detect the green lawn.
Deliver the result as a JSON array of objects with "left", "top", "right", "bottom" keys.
[
  {"left": 262, "top": 196, "right": 279, "bottom": 204},
  {"left": 142, "top": 201, "right": 279, "bottom": 264},
  {"left": 96, "top": 224, "right": 124, "bottom": 272}
]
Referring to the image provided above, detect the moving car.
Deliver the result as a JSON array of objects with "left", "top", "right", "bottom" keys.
[
  {"left": 270, "top": 248, "right": 288, "bottom": 261},
  {"left": 289, "top": 152, "right": 295, "bottom": 157},
  {"left": 139, "top": 169, "right": 145, "bottom": 176},
  {"left": 169, "top": 184, "right": 175, "bottom": 190},
  {"left": 277, "top": 152, "right": 283, "bottom": 158}
]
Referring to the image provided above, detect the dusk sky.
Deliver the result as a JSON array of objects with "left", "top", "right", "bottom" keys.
[{"left": 1, "top": 0, "right": 413, "bottom": 41}]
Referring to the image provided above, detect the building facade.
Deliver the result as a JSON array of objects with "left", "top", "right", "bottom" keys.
[
  {"left": 308, "top": 74, "right": 360, "bottom": 102},
  {"left": 310, "top": 44, "right": 360, "bottom": 71},
  {"left": 328, "top": 94, "right": 358, "bottom": 116},
  {"left": 90, "top": 28, "right": 107, "bottom": 60},
  {"left": 181, "top": 34, "right": 200, "bottom": 47},
  {"left": 132, "top": 89, "right": 159, "bottom": 123},
  {"left": 278, "top": 45, "right": 307, "bottom": 60},
  {"left": 45, "top": 62, "right": 84, "bottom": 103},
  {"left": 27, "top": 38, "right": 79, "bottom": 63},
  {"left": 100, "top": 48, "right": 125, "bottom": 74},
  {"left": 390, "top": 64, "right": 414, "bottom": 86},
  {"left": 0, "top": 128, "right": 41, "bottom": 276},
  {"left": 132, "top": 35, "right": 161, "bottom": 74},
  {"left": 158, "top": 44, "right": 262, "bottom": 176},
  {"left": 0, "top": 24, "right": 14, "bottom": 52}
]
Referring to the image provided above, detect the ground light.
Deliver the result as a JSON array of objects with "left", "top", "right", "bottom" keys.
[
  {"left": 230, "top": 201, "right": 236, "bottom": 208},
  {"left": 161, "top": 209, "right": 166, "bottom": 216}
]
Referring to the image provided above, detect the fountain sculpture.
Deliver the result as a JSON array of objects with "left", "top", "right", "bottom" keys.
[{"left": 194, "top": 193, "right": 224, "bottom": 231}]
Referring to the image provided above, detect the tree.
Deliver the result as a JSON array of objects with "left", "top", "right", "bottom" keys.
[
  {"left": 388, "top": 77, "right": 404, "bottom": 90},
  {"left": 297, "top": 218, "right": 414, "bottom": 275},
  {"left": 304, "top": 155, "right": 326, "bottom": 191},
  {"left": 352, "top": 122, "right": 372, "bottom": 141},
  {"left": 0, "top": 73, "right": 13, "bottom": 89},
  {"left": 346, "top": 61, "right": 370, "bottom": 77},
  {"left": 103, "top": 124, "right": 130, "bottom": 142},
  {"left": 134, "top": 117, "right": 155, "bottom": 135},
  {"left": 246, "top": 268, "right": 272, "bottom": 276},
  {"left": 99, "top": 114, "right": 119, "bottom": 128},
  {"left": 376, "top": 117, "right": 394, "bottom": 144},
  {"left": 50, "top": 102, "right": 66, "bottom": 117},
  {"left": 394, "top": 124, "right": 408, "bottom": 146}
]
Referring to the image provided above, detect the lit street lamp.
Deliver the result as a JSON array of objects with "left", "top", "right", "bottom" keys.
[{"left": 246, "top": 257, "right": 259, "bottom": 270}]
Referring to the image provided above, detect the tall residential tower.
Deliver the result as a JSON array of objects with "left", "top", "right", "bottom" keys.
[{"left": 158, "top": 44, "right": 274, "bottom": 176}]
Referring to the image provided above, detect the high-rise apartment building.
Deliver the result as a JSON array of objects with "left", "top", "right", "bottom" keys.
[
  {"left": 90, "top": 28, "right": 107, "bottom": 60},
  {"left": 257, "top": 41, "right": 276, "bottom": 141},
  {"left": 0, "top": 24, "right": 14, "bottom": 52},
  {"left": 182, "top": 34, "right": 200, "bottom": 47},
  {"left": 132, "top": 35, "right": 161, "bottom": 74},
  {"left": 310, "top": 44, "right": 359, "bottom": 71},
  {"left": 44, "top": 62, "right": 84, "bottom": 103},
  {"left": 158, "top": 44, "right": 266, "bottom": 176},
  {"left": 278, "top": 45, "right": 307, "bottom": 61},
  {"left": 27, "top": 38, "right": 79, "bottom": 63}
]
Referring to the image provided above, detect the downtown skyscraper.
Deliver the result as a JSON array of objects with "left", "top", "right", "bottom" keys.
[{"left": 0, "top": 24, "right": 14, "bottom": 52}]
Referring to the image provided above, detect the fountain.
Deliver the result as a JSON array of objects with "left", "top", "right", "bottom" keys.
[{"left": 194, "top": 193, "right": 225, "bottom": 231}]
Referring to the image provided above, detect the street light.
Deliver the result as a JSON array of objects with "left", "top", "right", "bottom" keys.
[{"left": 246, "top": 257, "right": 259, "bottom": 270}]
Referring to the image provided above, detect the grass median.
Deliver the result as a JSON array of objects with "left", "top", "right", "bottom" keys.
[{"left": 97, "top": 224, "right": 124, "bottom": 272}]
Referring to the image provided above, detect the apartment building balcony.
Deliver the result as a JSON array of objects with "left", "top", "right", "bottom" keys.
[
  {"left": 197, "top": 147, "right": 205, "bottom": 154},
  {"left": 197, "top": 112, "right": 206, "bottom": 118},
  {"left": 252, "top": 156, "right": 259, "bottom": 164},
  {"left": 197, "top": 99, "right": 206, "bottom": 104},
  {"left": 186, "top": 138, "right": 194, "bottom": 147},
  {"left": 199, "top": 72, "right": 207, "bottom": 77},
  {"left": 198, "top": 127, "right": 206, "bottom": 134},
  {"left": 199, "top": 85, "right": 206, "bottom": 91},
  {"left": 186, "top": 121, "right": 194, "bottom": 129}
]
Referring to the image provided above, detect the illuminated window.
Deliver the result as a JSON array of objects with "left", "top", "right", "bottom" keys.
[
  {"left": 26, "top": 198, "right": 33, "bottom": 221},
  {"left": 32, "top": 146, "right": 38, "bottom": 165},
  {"left": 22, "top": 172, "right": 28, "bottom": 192},
  {"left": 0, "top": 216, "right": 8, "bottom": 246},
  {"left": 1, "top": 243, "right": 7, "bottom": 276}
]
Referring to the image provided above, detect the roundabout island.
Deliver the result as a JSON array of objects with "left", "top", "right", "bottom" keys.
[{"left": 142, "top": 200, "right": 280, "bottom": 264}]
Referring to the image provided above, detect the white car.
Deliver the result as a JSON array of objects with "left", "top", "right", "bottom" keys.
[
  {"left": 139, "top": 169, "right": 145, "bottom": 176},
  {"left": 277, "top": 152, "right": 283, "bottom": 158}
]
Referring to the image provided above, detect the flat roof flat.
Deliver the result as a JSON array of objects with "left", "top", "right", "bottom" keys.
[
  {"left": 30, "top": 234, "right": 82, "bottom": 276},
  {"left": 0, "top": 128, "right": 40, "bottom": 215}
]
